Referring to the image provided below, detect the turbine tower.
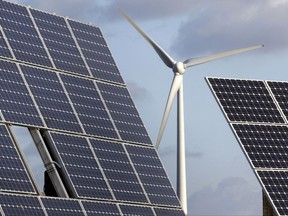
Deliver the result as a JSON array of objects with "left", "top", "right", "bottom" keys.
[{"left": 120, "top": 10, "right": 262, "bottom": 215}]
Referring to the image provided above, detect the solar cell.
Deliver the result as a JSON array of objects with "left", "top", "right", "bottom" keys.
[
  {"left": 97, "top": 82, "right": 152, "bottom": 145},
  {"left": 68, "top": 19, "right": 124, "bottom": 84},
  {"left": 0, "top": 124, "right": 36, "bottom": 193},
  {"left": 46, "top": 131, "right": 113, "bottom": 200},
  {"left": 126, "top": 145, "right": 181, "bottom": 207},
  {"left": 207, "top": 78, "right": 285, "bottom": 123}
]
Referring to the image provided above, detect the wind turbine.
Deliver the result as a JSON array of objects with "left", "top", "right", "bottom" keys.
[{"left": 120, "top": 9, "right": 263, "bottom": 215}]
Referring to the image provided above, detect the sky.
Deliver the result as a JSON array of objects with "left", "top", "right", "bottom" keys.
[{"left": 9, "top": 0, "right": 288, "bottom": 215}]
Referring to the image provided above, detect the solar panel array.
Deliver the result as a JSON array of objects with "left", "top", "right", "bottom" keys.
[
  {"left": 207, "top": 77, "right": 288, "bottom": 216},
  {"left": 0, "top": 1, "right": 184, "bottom": 215}
]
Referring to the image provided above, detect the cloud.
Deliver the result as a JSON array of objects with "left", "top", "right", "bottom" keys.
[
  {"left": 188, "top": 176, "right": 262, "bottom": 215},
  {"left": 172, "top": 0, "right": 288, "bottom": 57},
  {"left": 126, "top": 81, "right": 152, "bottom": 103}
]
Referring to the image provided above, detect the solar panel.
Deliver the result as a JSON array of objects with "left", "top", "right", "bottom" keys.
[
  {"left": 0, "top": 60, "right": 44, "bottom": 126},
  {"left": 207, "top": 77, "right": 288, "bottom": 215},
  {"left": 68, "top": 19, "right": 125, "bottom": 84},
  {"left": 97, "top": 82, "right": 152, "bottom": 145},
  {"left": 119, "top": 204, "right": 154, "bottom": 215},
  {"left": 0, "top": 1, "right": 183, "bottom": 215},
  {"left": 0, "top": 124, "right": 36, "bottom": 194},
  {"left": 41, "top": 197, "right": 85, "bottom": 216},
  {"left": 90, "top": 139, "right": 148, "bottom": 203},
  {"left": 207, "top": 77, "right": 285, "bottom": 123},
  {"left": 0, "top": 193, "right": 46, "bottom": 215},
  {"left": 0, "top": 1, "right": 53, "bottom": 67}
]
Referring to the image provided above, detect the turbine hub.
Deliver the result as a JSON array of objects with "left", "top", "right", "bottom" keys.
[{"left": 173, "top": 62, "right": 185, "bottom": 75}]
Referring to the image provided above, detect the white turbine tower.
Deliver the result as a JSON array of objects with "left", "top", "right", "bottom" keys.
[{"left": 120, "top": 10, "right": 263, "bottom": 215}]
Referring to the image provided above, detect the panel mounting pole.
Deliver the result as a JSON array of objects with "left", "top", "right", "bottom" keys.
[{"left": 177, "top": 82, "right": 187, "bottom": 215}]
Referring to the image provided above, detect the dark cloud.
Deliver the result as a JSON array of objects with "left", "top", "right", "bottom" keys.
[
  {"left": 188, "top": 176, "right": 261, "bottom": 215},
  {"left": 172, "top": 0, "right": 288, "bottom": 57}
]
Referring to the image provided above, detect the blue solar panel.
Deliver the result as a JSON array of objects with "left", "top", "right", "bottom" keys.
[
  {"left": 68, "top": 20, "right": 124, "bottom": 84},
  {"left": 47, "top": 132, "right": 113, "bottom": 200},
  {"left": 0, "top": 60, "right": 44, "bottom": 126},
  {"left": 0, "top": 124, "right": 36, "bottom": 193},
  {"left": 30, "top": 9, "right": 90, "bottom": 76},
  {"left": 207, "top": 78, "right": 285, "bottom": 123},
  {"left": 60, "top": 74, "right": 118, "bottom": 139},
  {"left": 120, "top": 204, "right": 154, "bottom": 215},
  {"left": 153, "top": 207, "right": 185, "bottom": 216},
  {"left": 41, "top": 197, "right": 85, "bottom": 216},
  {"left": 126, "top": 145, "right": 181, "bottom": 207},
  {"left": 232, "top": 124, "right": 288, "bottom": 169},
  {"left": 0, "top": 193, "right": 45, "bottom": 215},
  {"left": 90, "top": 139, "right": 148, "bottom": 203},
  {"left": 20, "top": 65, "right": 83, "bottom": 133},
  {"left": 81, "top": 200, "right": 120, "bottom": 215},
  {"left": 97, "top": 82, "right": 152, "bottom": 145},
  {"left": 0, "top": 1, "right": 53, "bottom": 67}
]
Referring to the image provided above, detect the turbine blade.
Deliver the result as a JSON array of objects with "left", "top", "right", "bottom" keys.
[
  {"left": 119, "top": 9, "right": 175, "bottom": 68},
  {"left": 183, "top": 45, "right": 263, "bottom": 68},
  {"left": 155, "top": 74, "right": 183, "bottom": 149}
]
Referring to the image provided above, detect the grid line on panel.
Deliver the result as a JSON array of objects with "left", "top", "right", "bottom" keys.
[{"left": 207, "top": 77, "right": 285, "bottom": 124}]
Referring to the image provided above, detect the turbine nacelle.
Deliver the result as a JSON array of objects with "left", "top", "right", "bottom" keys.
[{"left": 173, "top": 62, "right": 185, "bottom": 75}]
